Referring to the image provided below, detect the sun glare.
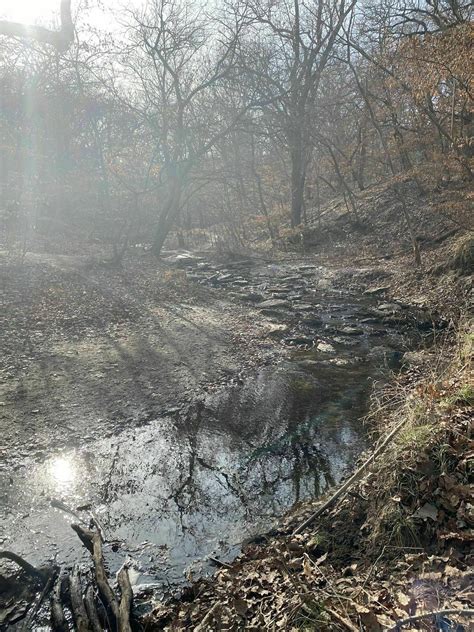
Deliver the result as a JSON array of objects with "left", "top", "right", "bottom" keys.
[
  {"left": 50, "top": 456, "right": 76, "bottom": 485},
  {"left": 1, "top": 0, "right": 60, "bottom": 24}
]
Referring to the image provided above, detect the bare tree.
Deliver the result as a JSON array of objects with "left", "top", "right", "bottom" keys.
[{"left": 241, "top": 0, "right": 356, "bottom": 227}]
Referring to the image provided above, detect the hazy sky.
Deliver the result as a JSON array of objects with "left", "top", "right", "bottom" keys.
[
  {"left": 1, "top": 0, "right": 67, "bottom": 23},
  {"left": 0, "top": 0, "right": 144, "bottom": 28}
]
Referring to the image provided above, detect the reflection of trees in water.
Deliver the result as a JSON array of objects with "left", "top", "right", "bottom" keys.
[{"left": 91, "top": 370, "right": 367, "bottom": 542}]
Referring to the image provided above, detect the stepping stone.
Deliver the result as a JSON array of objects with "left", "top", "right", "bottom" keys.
[
  {"left": 302, "top": 316, "right": 323, "bottom": 327},
  {"left": 364, "top": 286, "right": 390, "bottom": 296},
  {"left": 259, "top": 299, "right": 290, "bottom": 309},
  {"left": 377, "top": 302, "right": 402, "bottom": 313},
  {"left": 284, "top": 336, "right": 315, "bottom": 346},
  {"left": 339, "top": 326, "right": 364, "bottom": 335}
]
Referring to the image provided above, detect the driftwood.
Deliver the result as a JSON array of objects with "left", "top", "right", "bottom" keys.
[
  {"left": 84, "top": 585, "right": 105, "bottom": 632},
  {"left": 293, "top": 417, "right": 408, "bottom": 534},
  {"left": 69, "top": 567, "right": 91, "bottom": 632},
  {"left": 50, "top": 576, "right": 69, "bottom": 632},
  {"left": 71, "top": 524, "right": 120, "bottom": 623},
  {"left": 117, "top": 566, "right": 133, "bottom": 632},
  {"left": 71, "top": 523, "right": 134, "bottom": 631},
  {"left": 387, "top": 608, "right": 474, "bottom": 631}
]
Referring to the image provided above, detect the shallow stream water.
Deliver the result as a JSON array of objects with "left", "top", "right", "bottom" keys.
[{"left": 1, "top": 259, "right": 415, "bottom": 598}]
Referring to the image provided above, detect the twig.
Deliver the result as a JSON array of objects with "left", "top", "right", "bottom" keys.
[
  {"left": 386, "top": 608, "right": 474, "bottom": 631},
  {"left": 326, "top": 607, "right": 359, "bottom": 632},
  {"left": 293, "top": 416, "right": 408, "bottom": 534},
  {"left": 194, "top": 602, "right": 221, "bottom": 631},
  {"left": 21, "top": 565, "right": 58, "bottom": 631},
  {"left": 208, "top": 556, "right": 232, "bottom": 569}
]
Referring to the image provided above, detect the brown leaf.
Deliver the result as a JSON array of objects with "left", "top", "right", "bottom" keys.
[{"left": 233, "top": 598, "right": 249, "bottom": 617}]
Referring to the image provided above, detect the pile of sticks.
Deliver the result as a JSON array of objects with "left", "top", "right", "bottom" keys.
[{"left": 1, "top": 521, "right": 134, "bottom": 631}]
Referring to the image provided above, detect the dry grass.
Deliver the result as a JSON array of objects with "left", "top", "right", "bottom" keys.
[{"left": 356, "top": 317, "right": 473, "bottom": 552}]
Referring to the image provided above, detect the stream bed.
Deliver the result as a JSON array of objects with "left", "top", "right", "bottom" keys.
[{"left": 0, "top": 258, "right": 424, "bottom": 599}]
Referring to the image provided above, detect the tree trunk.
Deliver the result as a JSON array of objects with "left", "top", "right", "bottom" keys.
[
  {"left": 290, "top": 146, "right": 305, "bottom": 228},
  {"left": 151, "top": 166, "right": 185, "bottom": 256}
]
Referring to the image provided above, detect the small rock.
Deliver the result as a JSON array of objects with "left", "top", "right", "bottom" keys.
[
  {"left": 328, "top": 358, "right": 351, "bottom": 366},
  {"left": 369, "top": 346, "right": 403, "bottom": 368},
  {"left": 239, "top": 292, "right": 263, "bottom": 302},
  {"left": 266, "top": 324, "right": 289, "bottom": 338},
  {"left": 317, "top": 341, "right": 336, "bottom": 353}
]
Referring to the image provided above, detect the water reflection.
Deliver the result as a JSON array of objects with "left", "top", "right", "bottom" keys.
[
  {"left": 49, "top": 456, "right": 76, "bottom": 486},
  {"left": 1, "top": 360, "right": 370, "bottom": 590}
]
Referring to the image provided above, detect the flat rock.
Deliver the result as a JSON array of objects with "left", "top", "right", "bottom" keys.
[
  {"left": 364, "top": 286, "right": 390, "bottom": 296},
  {"left": 339, "top": 326, "right": 364, "bottom": 335},
  {"left": 260, "top": 309, "right": 288, "bottom": 319},
  {"left": 377, "top": 302, "right": 403, "bottom": 313},
  {"left": 259, "top": 299, "right": 291, "bottom": 310},
  {"left": 333, "top": 336, "right": 359, "bottom": 346},
  {"left": 301, "top": 316, "right": 323, "bottom": 327},
  {"left": 284, "top": 336, "right": 315, "bottom": 346},
  {"left": 165, "top": 252, "right": 202, "bottom": 267},
  {"left": 239, "top": 292, "right": 264, "bottom": 302}
]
